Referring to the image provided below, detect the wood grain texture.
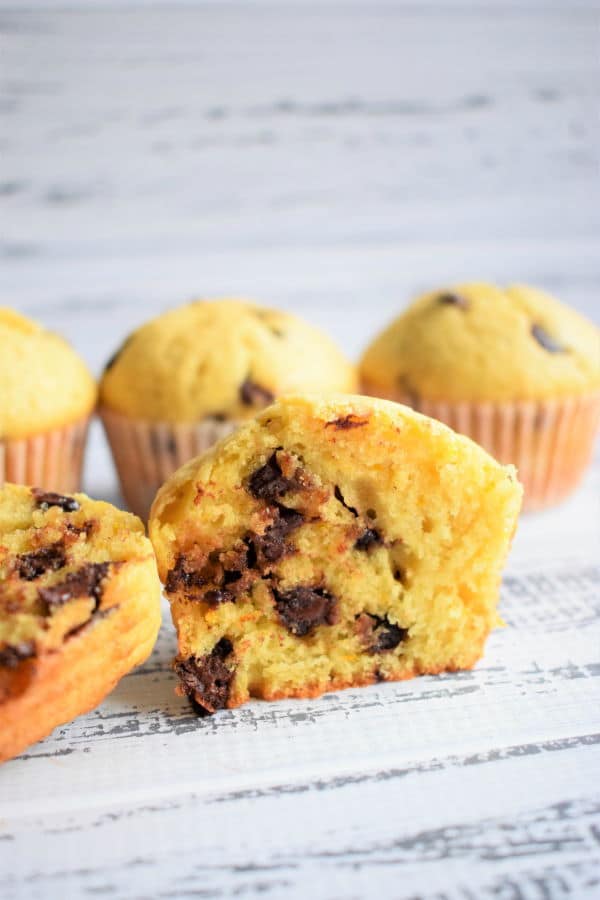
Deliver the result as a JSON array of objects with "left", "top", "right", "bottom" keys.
[{"left": 0, "top": 3, "right": 599, "bottom": 898}]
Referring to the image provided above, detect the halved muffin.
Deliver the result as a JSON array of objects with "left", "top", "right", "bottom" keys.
[
  {"left": 0, "top": 483, "right": 161, "bottom": 763},
  {"left": 149, "top": 394, "right": 522, "bottom": 713}
]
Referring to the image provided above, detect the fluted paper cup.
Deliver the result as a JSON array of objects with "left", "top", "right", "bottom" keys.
[
  {"left": 364, "top": 388, "right": 600, "bottom": 511},
  {"left": 100, "top": 408, "right": 239, "bottom": 520},
  {"left": 0, "top": 418, "right": 90, "bottom": 494}
]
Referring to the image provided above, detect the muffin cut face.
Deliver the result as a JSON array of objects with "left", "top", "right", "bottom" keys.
[
  {"left": 0, "top": 484, "right": 162, "bottom": 762},
  {"left": 150, "top": 394, "right": 522, "bottom": 713}
]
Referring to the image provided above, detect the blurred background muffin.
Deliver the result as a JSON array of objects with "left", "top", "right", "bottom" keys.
[
  {"left": 360, "top": 283, "right": 600, "bottom": 510},
  {"left": 99, "top": 298, "right": 357, "bottom": 518},
  {"left": 0, "top": 309, "right": 96, "bottom": 493}
]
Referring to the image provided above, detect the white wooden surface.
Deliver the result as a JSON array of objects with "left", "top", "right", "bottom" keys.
[{"left": 1, "top": 3, "right": 599, "bottom": 899}]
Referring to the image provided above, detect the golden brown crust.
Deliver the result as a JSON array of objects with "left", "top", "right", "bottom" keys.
[
  {"left": 226, "top": 644, "right": 486, "bottom": 707},
  {"left": 237, "top": 649, "right": 483, "bottom": 709},
  {"left": 0, "top": 557, "right": 161, "bottom": 764}
]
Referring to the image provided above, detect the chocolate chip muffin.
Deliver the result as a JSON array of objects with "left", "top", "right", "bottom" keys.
[
  {"left": 99, "top": 299, "right": 357, "bottom": 519},
  {"left": 0, "top": 483, "right": 161, "bottom": 763},
  {"left": 0, "top": 308, "right": 96, "bottom": 493},
  {"left": 149, "top": 394, "right": 521, "bottom": 714},
  {"left": 360, "top": 284, "right": 600, "bottom": 510}
]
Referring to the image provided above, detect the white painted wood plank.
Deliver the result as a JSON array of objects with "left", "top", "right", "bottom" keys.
[
  {"left": 2, "top": 740, "right": 599, "bottom": 899},
  {"left": 1, "top": 4, "right": 599, "bottom": 319}
]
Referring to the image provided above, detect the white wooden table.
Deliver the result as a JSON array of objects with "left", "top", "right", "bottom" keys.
[{"left": 1, "top": 3, "right": 599, "bottom": 898}]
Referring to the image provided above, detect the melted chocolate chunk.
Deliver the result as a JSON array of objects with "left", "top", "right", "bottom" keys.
[
  {"left": 165, "top": 555, "right": 206, "bottom": 595},
  {"left": 174, "top": 637, "right": 235, "bottom": 713},
  {"left": 65, "top": 520, "right": 96, "bottom": 540},
  {"left": 17, "top": 542, "right": 67, "bottom": 580},
  {"left": 355, "top": 528, "right": 383, "bottom": 553},
  {"left": 356, "top": 613, "right": 408, "bottom": 654},
  {"left": 239, "top": 378, "right": 275, "bottom": 407},
  {"left": 334, "top": 485, "right": 358, "bottom": 518},
  {"left": 32, "top": 489, "right": 80, "bottom": 513},
  {"left": 165, "top": 546, "right": 251, "bottom": 606},
  {"left": 252, "top": 506, "right": 304, "bottom": 564},
  {"left": 0, "top": 641, "right": 36, "bottom": 669},
  {"left": 248, "top": 452, "right": 300, "bottom": 503},
  {"left": 202, "top": 589, "right": 234, "bottom": 606},
  {"left": 243, "top": 537, "right": 258, "bottom": 570},
  {"left": 273, "top": 586, "right": 337, "bottom": 637},
  {"left": 325, "top": 414, "right": 369, "bottom": 430},
  {"left": 437, "top": 292, "right": 468, "bottom": 309},
  {"left": 531, "top": 323, "right": 567, "bottom": 353},
  {"left": 39, "top": 562, "right": 110, "bottom": 614}
]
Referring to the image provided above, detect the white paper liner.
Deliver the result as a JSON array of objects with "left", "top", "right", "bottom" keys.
[
  {"left": 100, "top": 409, "right": 240, "bottom": 519},
  {"left": 0, "top": 418, "right": 90, "bottom": 494},
  {"left": 391, "top": 391, "right": 600, "bottom": 511}
]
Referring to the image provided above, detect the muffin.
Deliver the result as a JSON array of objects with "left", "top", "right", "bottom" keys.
[
  {"left": 360, "top": 284, "right": 600, "bottom": 510},
  {"left": 0, "top": 309, "right": 96, "bottom": 494},
  {"left": 0, "top": 482, "right": 162, "bottom": 763},
  {"left": 149, "top": 394, "right": 521, "bottom": 713},
  {"left": 99, "top": 299, "right": 357, "bottom": 519}
]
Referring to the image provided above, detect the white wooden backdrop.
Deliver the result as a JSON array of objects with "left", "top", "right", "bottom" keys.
[{"left": 1, "top": 3, "right": 599, "bottom": 899}]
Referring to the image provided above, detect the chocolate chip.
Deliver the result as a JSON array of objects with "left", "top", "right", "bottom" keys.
[
  {"left": 32, "top": 489, "right": 80, "bottom": 513},
  {"left": 0, "top": 641, "right": 36, "bottom": 669},
  {"left": 355, "top": 529, "right": 383, "bottom": 553},
  {"left": 165, "top": 548, "right": 250, "bottom": 606},
  {"left": 437, "top": 292, "right": 468, "bottom": 309},
  {"left": 239, "top": 378, "right": 275, "bottom": 407},
  {"left": 248, "top": 452, "right": 300, "bottom": 503},
  {"left": 165, "top": 555, "right": 206, "bottom": 595},
  {"left": 222, "top": 568, "right": 244, "bottom": 586},
  {"left": 244, "top": 537, "right": 258, "bottom": 570},
  {"left": 334, "top": 485, "right": 358, "bottom": 518},
  {"left": 39, "top": 562, "right": 110, "bottom": 614},
  {"left": 203, "top": 589, "right": 234, "bottom": 606},
  {"left": 531, "top": 323, "right": 567, "bottom": 353},
  {"left": 273, "top": 586, "right": 337, "bottom": 637},
  {"left": 252, "top": 506, "right": 304, "bottom": 564},
  {"left": 325, "top": 414, "right": 369, "bottom": 430},
  {"left": 174, "top": 637, "right": 235, "bottom": 714},
  {"left": 17, "top": 542, "right": 67, "bottom": 580},
  {"left": 65, "top": 520, "right": 96, "bottom": 540},
  {"left": 356, "top": 613, "right": 408, "bottom": 653}
]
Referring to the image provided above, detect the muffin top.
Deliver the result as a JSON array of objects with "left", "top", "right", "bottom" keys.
[
  {"left": 0, "top": 308, "right": 97, "bottom": 439},
  {"left": 99, "top": 299, "right": 357, "bottom": 422},
  {"left": 360, "top": 284, "right": 600, "bottom": 403}
]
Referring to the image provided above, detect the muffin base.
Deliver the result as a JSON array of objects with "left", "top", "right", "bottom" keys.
[
  {"left": 0, "top": 418, "right": 89, "bottom": 494},
  {"left": 362, "top": 386, "right": 600, "bottom": 511},
  {"left": 100, "top": 408, "right": 239, "bottom": 519}
]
